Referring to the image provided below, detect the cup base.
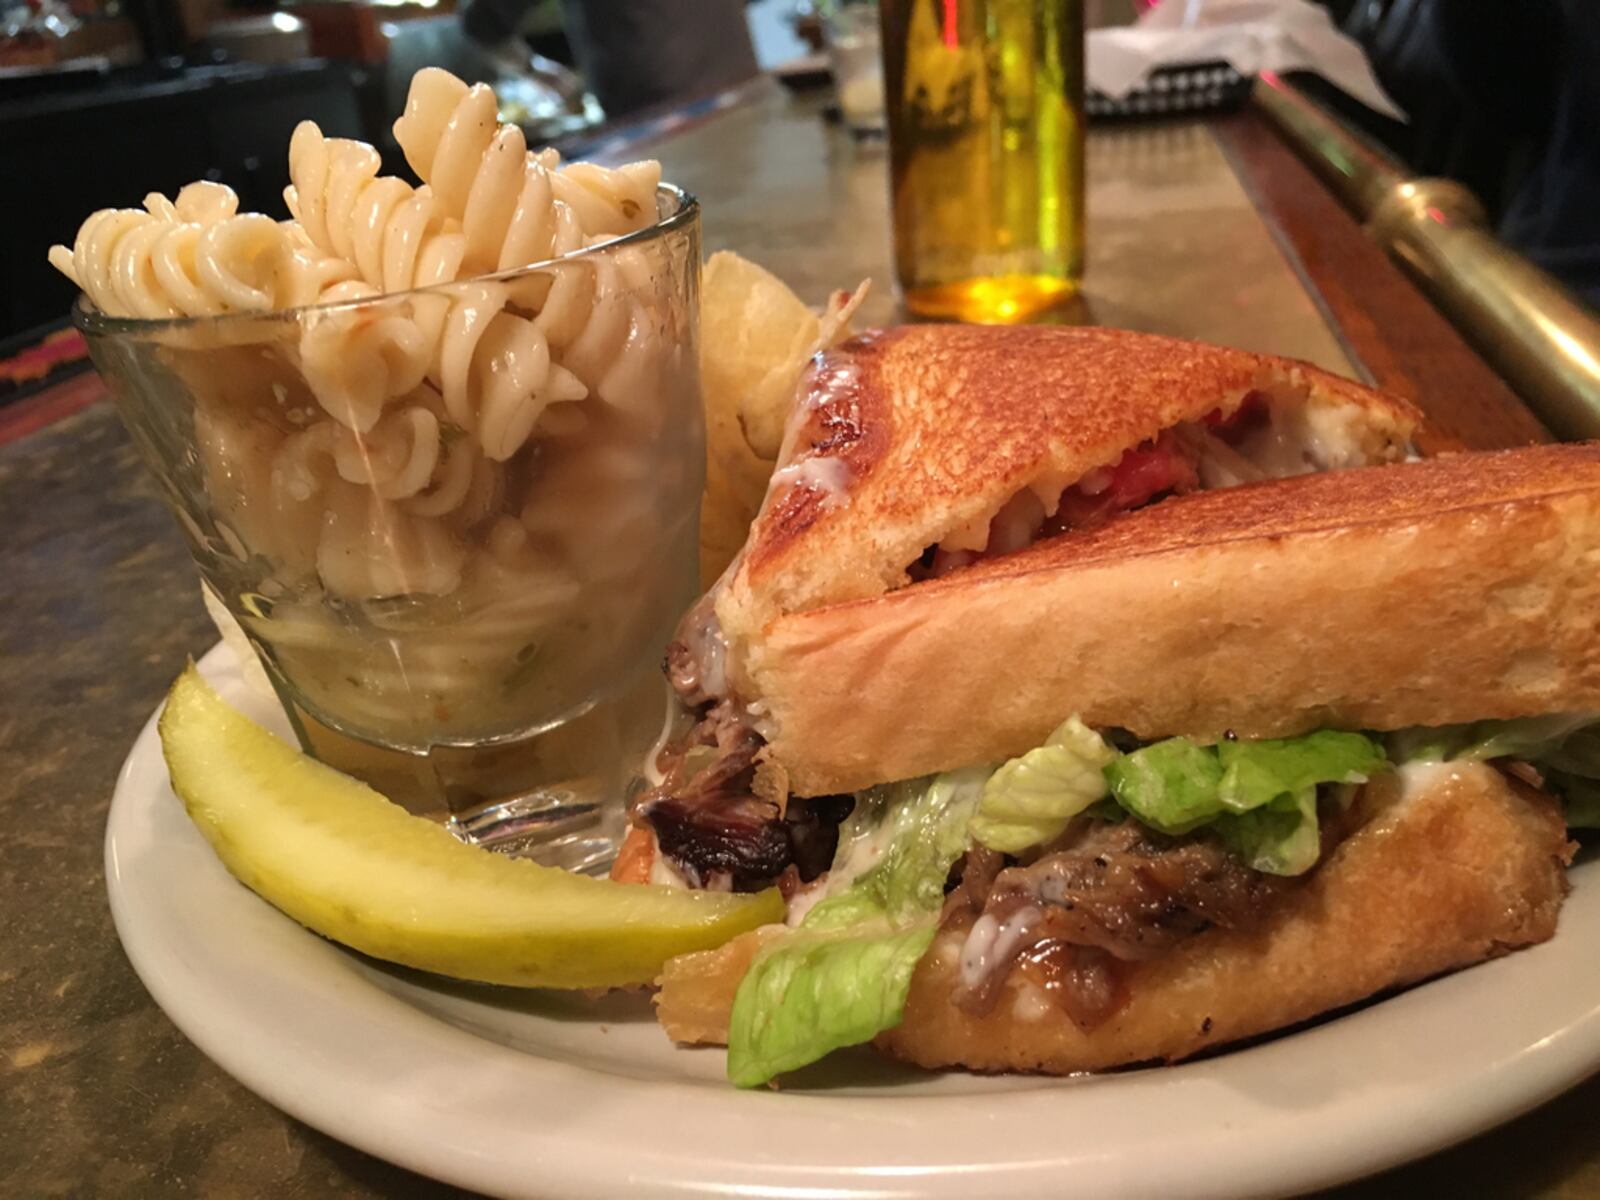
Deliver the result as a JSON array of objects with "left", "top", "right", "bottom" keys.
[
  {"left": 272, "top": 667, "right": 665, "bottom": 872},
  {"left": 902, "top": 274, "right": 1082, "bottom": 324},
  {"left": 448, "top": 787, "right": 621, "bottom": 874}
]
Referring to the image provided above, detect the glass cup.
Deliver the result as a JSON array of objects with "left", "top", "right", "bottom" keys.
[
  {"left": 880, "top": 0, "right": 1086, "bottom": 323},
  {"left": 79, "top": 187, "right": 704, "bottom": 872},
  {"left": 829, "top": 1, "right": 887, "bottom": 137}
]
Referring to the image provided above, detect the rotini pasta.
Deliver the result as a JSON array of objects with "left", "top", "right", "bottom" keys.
[
  {"left": 192, "top": 398, "right": 327, "bottom": 577},
  {"left": 434, "top": 281, "right": 587, "bottom": 460},
  {"left": 297, "top": 280, "right": 431, "bottom": 432},
  {"left": 393, "top": 69, "right": 661, "bottom": 272},
  {"left": 52, "top": 67, "right": 697, "bottom": 748},
  {"left": 278, "top": 224, "right": 363, "bottom": 309},
  {"left": 329, "top": 396, "right": 503, "bottom": 522},
  {"left": 145, "top": 180, "right": 241, "bottom": 225},
  {"left": 317, "top": 485, "right": 468, "bottom": 599},
  {"left": 285, "top": 122, "right": 471, "bottom": 303},
  {"left": 528, "top": 203, "right": 667, "bottom": 416},
  {"left": 393, "top": 69, "right": 562, "bottom": 278},
  {"left": 532, "top": 148, "right": 662, "bottom": 238},
  {"left": 332, "top": 404, "right": 444, "bottom": 501},
  {"left": 286, "top": 124, "right": 408, "bottom": 276},
  {"left": 48, "top": 185, "right": 291, "bottom": 320}
]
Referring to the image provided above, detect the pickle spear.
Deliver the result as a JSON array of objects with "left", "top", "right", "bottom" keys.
[{"left": 159, "top": 664, "right": 782, "bottom": 988}]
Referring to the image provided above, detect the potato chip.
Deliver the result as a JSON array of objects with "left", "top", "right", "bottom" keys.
[
  {"left": 697, "top": 252, "right": 870, "bottom": 587},
  {"left": 735, "top": 279, "right": 873, "bottom": 463},
  {"left": 699, "top": 452, "right": 760, "bottom": 588}
]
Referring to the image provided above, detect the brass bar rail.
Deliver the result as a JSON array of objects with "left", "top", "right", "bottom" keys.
[{"left": 1253, "top": 71, "right": 1600, "bottom": 441}]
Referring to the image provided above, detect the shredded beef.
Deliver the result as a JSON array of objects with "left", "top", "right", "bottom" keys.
[
  {"left": 663, "top": 591, "right": 726, "bottom": 709},
  {"left": 947, "top": 846, "right": 1008, "bottom": 917},
  {"left": 649, "top": 792, "right": 793, "bottom": 886},
  {"left": 953, "top": 821, "right": 1284, "bottom": 1025},
  {"left": 641, "top": 656, "right": 850, "bottom": 890},
  {"left": 663, "top": 640, "right": 711, "bottom": 709},
  {"left": 641, "top": 698, "right": 777, "bottom": 888},
  {"left": 787, "top": 794, "right": 854, "bottom": 880}
]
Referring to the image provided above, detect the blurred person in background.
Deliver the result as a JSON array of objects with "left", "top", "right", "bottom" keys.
[
  {"left": 463, "top": 0, "right": 759, "bottom": 117},
  {"left": 1329, "top": 0, "right": 1600, "bottom": 307}
]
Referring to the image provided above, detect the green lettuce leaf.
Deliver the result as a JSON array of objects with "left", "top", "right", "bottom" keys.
[
  {"left": 726, "top": 768, "right": 986, "bottom": 1086},
  {"left": 1104, "top": 737, "right": 1226, "bottom": 834},
  {"left": 1389, "top": 716, "right": 1600, "bottom": 828},
  {"left": 1388, "top": 715, "right": 1598, "bottom": 765},
  {"left": 1215, "top": 787, "right": 1321, "bottom": 875},
  {"left": 969, "top": 717, "right": 1115, "bottom": 853},
  {"left": 1106, "top": 730, "right": 1386, "bottom": 871},
  {"left": 1548, "top": 771, "right": 1600, "bottom": 828},
  {"left": 1216, "top": 731, "right": 1387, "bottom": 812},
  {"left": 1543, "top": 728, "right": 1600, "bottom": 778},
  {"left": 794, "top": 885, "right": 884, "bottom": 934},
  {"left": 804, "top": 766, "right": 989, "bottom": 930},
  {"left": 725, "top": 922, "right": 936, "bottom": 1087}
]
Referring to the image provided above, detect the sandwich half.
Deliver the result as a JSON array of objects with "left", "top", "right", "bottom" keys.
[
  {"left": 717, "top": 324, "right": 1418, "bottom": 672},
  {"left": 632, "top": 325, "right": 1418, "bottom": 891},
  {"left": 637, "top": 439, "right": 1598, "bottom": 1086}
]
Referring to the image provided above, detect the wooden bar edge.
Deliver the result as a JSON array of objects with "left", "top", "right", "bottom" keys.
[
  {"left": 1210, "top": 109, "right": 1547, "bottom": 453},
  {"left": 0, "top": 371, "right": 106, "bottom": 448}
]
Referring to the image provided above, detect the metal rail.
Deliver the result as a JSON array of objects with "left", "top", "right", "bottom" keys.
[{"left": 1254, "top": 71, "right": 1600, "bottom": 440}]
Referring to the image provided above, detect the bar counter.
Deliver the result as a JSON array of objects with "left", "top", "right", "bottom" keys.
[{"left": 3, "top": 81, "right": 1594, "bottom": 1196}]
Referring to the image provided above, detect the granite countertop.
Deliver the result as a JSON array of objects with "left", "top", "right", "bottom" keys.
[{"left": 4, "top": 84, "right": 1598, "bottom": 1198}]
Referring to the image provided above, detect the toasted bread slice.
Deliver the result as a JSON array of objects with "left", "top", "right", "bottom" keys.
[
  {"left": 715, "top": 325, "right": 1419, "bottom": 684},
  {"left": 747, "top": 443, "right": 1600, "bottom": 796},
  {"left": 654, "top": 763, "right": 1573, "bottom": 1072}
]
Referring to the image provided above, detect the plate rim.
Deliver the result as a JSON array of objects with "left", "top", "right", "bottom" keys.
[{"left": 106, "top": 645, "right": 1600, "bottom": 1200}]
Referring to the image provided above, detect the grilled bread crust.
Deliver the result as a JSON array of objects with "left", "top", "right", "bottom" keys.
[
  {"left": 748, "top": 443, "right": 1600, "bottom": 797},
  {"left": 653, "top": 764, "right": 1573, "bottom": 1073},
  {"left": 877, "top": 763, "right": 1572, "bottom": 1073},
  {"left": 715, "top": 325, "right": 1419, "bottom": 688}
]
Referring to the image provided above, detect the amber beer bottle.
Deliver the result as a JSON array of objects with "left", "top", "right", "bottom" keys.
[{"left": 880, "top": 0, "right": 1085, "bottom": 323}]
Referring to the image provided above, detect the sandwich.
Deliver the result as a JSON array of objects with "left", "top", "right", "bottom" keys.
[
  {"left": 650, "top": 438, "right": 1596, "bottom": 1085},
  {"left": 613, "top": 327, "right": 1599, "bottom": 1086},
  {"left": 617, "top": 324, "right": 1419, "bottom": 892}
]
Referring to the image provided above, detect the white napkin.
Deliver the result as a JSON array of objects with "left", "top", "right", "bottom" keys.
[{"left": 1088, "top": 0, "right": 1405, "bottom": 120}]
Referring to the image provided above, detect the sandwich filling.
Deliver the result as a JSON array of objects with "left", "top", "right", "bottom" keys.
[
  {"left": 634, "top": 385, "right": 1409, "bottom": 892},
  {"left": 714, "top": 716, "right": 1596, "bottom": 1087},
  {"left": 908, "top": 388, "right": 1387, "bottom": 580}
]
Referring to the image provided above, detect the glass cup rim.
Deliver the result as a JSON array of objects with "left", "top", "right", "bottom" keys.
[{"left": 72, "top": 183, "right": 700, "bottom": 338}]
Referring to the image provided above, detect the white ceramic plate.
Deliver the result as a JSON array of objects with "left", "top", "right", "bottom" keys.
[{"left": 107, "top": 645, "right": 1600, "bottom": 1200}]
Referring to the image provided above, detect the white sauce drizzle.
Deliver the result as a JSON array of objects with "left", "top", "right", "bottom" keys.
[
  {"left": 762, "top": 349, "right": 866, "bottom": 514},
  {"left": 959, "top": 905, "right": 1043, "bottom": 989},
  {"left": 773, "top": 354, "right": 863, "bottom": 476},
  {"left": 678, "top": 595, "right": 729, "bottom": 703},
  {"left": 646, "top": 833, "right": 692, "bottom": 889},
  {"left": 781, "top": 879, "right": 829, "bottom": 927},
  {"left": 767, "top": 455, "right": 853, "bottom": 509},
  {"left": 785, "top": 814, "right": 899, "bottom": 927},
  {"left": 641, "top": 677, "right": 682, "bottom": 788}
]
